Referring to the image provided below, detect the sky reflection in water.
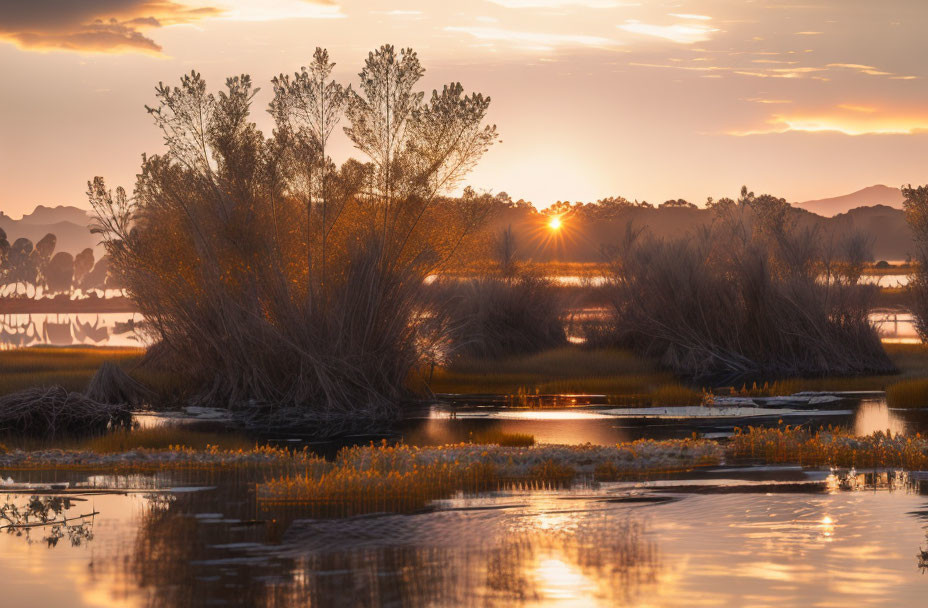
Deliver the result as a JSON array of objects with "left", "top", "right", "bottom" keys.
[{"left": 0, "top": 469, "right": 927, "bottom": 607}]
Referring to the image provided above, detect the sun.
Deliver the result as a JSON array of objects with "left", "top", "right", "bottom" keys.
[{"left": 548, "top": 216, "right": 562, "bottom": 231}]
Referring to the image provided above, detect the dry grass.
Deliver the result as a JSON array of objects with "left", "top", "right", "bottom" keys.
[
  {"left": 257, "top": 438, "right": 721, "bottom": 516},
  {"left": 81, "top": 426, "right": 255, "bottom": 453},
  {"left": 0, "top": 348, "right": 144, "bottom": 396},
  {"left": 727, "top": 425, "right": 928, "bottom": 469},
  {"left": 470, "top": 430, "right": 535, "bottom": 447},
  {"left": 886, "top": 379, "right": 928, "bottom": 408}
]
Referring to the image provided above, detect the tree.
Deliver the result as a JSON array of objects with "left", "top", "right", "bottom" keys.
[
  {"left": 0, "top": 227, "right": 9, "bottom": 284},
  {"left": 73, "top": 248, "right": 95, "bottom": 289},
  {"left": 271, "top": 47, "right": 349, "bottom": 286},
  {"left": 7, "top": 237, "right": 36, "bottom": 296},
  {"left": 91, "top": 45, "right": 498, "bottom": 427},
  {"left": 32, "top": 232, "right": 56, "bottom": 294},
  {"left": 902, "top": 184, "right": 928, "bottom": 340},
  {"left": 45, "top": 252, "right": 74, "bottom": 294}
]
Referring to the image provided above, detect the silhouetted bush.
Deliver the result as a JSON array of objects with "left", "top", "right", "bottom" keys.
[
  {"left": 90, "top": 46, "right": 497, "bottom": 432},
  {"left": 600, "top": 189, "right": 894, "bottom": 382}
]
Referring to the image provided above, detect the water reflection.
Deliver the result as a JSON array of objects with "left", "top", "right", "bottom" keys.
[
  {"left": 854, "top": 398, "right": 908, "bottom": 436},
  {"left": 0, "top": 469, "right": 927, "bottom": 606},
  {"left": 0, "top": 313, "right": 146, "bottom": 348}
]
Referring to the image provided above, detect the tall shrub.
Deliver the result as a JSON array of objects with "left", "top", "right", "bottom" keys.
[
  {"left": 90, "top": 45, "right": 497, "bottom": 429},
  {"left": 602, "top": 189, "right": 893, "bottom": 382}
]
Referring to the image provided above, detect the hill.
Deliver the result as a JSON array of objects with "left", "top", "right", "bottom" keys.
[{"left": 796, "top": 185, "right": 904, "bottom": 217}]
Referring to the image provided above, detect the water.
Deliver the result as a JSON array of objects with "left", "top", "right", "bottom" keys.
[
  {"left": 0, "top": 313, "right": 146, "bottom": 348},
  {"left": 1, "top": 468, "right": 927, "bottom": 607},
  {"left": 3, "top": 396, "right": 928, "bottom": 605},
  {"left": 392, "top": 396, "right": 928, "bottom": 446}
]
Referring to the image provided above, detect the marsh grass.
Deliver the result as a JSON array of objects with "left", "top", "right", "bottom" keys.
[
  {"left": 728, "top": 425, "right": 928, "bottom": 469},
  {"left": 886, "top": 379, "right": 928, "bottom": 408},
  {"left": 469, "top": 430, "right": 535, "bottom": 447},
  {"left": 257, "top": 438, "right": 721, "bottom": 516},
  {"left": 81, "top": 426, "right": 256, "bottom": 452},
  {"left": 428, "top": 347, "right": 704, "bottom": 405},
  {"left": 0, "top": 348, "right": 143, "bottom": 396}
]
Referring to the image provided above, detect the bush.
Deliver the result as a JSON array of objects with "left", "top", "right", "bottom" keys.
[
  {"left": 433, "top": 274, "right": 566, "bottom": 360},
  {"left": 599, "top": 190, "right": 894, "bottom": 382},
  {"left": 89, "top": 46, "right": 497, "bottom": 430}
]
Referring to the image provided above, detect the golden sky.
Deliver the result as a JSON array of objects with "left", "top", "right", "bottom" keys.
[{"left": 1, "top": 0, "right": 927, "bottom": 216}]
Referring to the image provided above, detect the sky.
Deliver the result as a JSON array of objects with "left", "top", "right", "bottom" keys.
[{"left": 2, "top": 0, "right": 928, "bottom": 217}]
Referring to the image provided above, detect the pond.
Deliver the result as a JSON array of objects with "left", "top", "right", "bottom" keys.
[
  {"left": 0, "top": 313, "right": 147, "bottom": 348},
  {"left": 4, "top": 310, "right": 918, "bottom": 347},
  {"left": 1, "top": 466, "right": 927, "bottom": 607}
]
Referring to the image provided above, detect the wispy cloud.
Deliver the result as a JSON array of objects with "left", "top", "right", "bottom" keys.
[
  {"left": 730, "top": 106, "right": 928, "bottom": 136},
  {"left": 619, "top": 20, "right": 719, "bottom": 44},
  {"left": 488, "top": 0, "right": 635, "bottom": 7},
  {"left": 668, "top": 13, "right": 711, "bottom": 21},
  {"left": 446, "top": 25, "right": 619, "bottom": 50}
]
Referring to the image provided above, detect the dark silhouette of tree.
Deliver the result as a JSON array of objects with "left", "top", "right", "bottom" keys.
[
  {"left": 0, "top": 228, "right": 9, "bottom": 284},
  {"left": 73, "top": 248, "right": 95, "bottom": 289},
  {"left": 902, "top": 184, "right": 928, "bottom": 340},
  {"left": 7, "top": 238, "right": 36, "bottom": 295},
  {"left": 45, "top": 252, "right": 74, "bottom": 294},
  {"left": 658, "top": 199, "right": 696, "bottom": 209},
  {"left": 32, "top": 233, "right": 56, "bottom": 293}
]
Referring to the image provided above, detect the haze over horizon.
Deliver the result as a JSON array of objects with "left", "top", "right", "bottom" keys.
[{"left": 3, "top": 0, "right": 928, "bottom": 216}]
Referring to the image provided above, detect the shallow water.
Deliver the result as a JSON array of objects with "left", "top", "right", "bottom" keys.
[
  {"left": 390, "top": 396, "right": 928, "bottom": 447},
  {"left": 0, "top": 312, "right": 146, "bottom": 348},
  {"left": 1, "top": 468, "right": 927, "bottom": 607}
]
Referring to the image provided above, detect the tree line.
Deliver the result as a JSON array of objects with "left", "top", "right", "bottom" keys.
[{"left": 0, "top": 229, "right": 116, "bottom": 297}]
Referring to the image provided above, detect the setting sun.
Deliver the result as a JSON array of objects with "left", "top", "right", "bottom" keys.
[{"left": 548, "top": 217, "right": 563, "bottom": 231}]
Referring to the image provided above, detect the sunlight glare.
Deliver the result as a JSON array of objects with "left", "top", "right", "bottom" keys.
[{"left": 548, "top": 216, "right": 562, "bottom": 231}]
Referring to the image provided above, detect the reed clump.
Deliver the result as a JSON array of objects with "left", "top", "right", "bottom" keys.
[
  {"left": 727, "top": 425, "right": 928, "bottom": 469},
  {"left": 257, "top": 438, "right": 722, "bottom": 515},
  {"left": 81, "top": 426, "right": 255, "bottom": 453},
  {"left": 601, "top": 193, "right": 894, "bottom": 383},
  {"left": 886, "top": 379, "right": 928, "bottom": 408},
  {"left": 85, "top": 361, "right": 154, "bottom": 406},
  {"left": 89, "top": 47, "right": 498, "bottom": 430},
  {"left": 0, "top": 386, "right": 130, "bottom": 437}
]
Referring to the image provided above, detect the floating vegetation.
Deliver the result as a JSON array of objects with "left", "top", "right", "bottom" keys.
[
  {"left": 258, "top": 439, "right": 721, "bottom": 516},
  {"left": 728, "top": 426, "right": 928, "bottom": 469},
  {"left": 0, "top": 443, "right": 328, "bottom": 475}
]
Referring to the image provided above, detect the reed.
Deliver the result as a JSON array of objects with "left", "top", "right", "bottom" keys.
[
  {"left": 886, "top": 379, "right": 928, "bottom": 408},
  {"left": 727, "top": 425, "right": 928, "bottom": 469},
  {"left": 257, "top": 438, "right": 722, "bottom": 516}
]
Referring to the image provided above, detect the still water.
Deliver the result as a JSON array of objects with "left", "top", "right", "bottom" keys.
[
  {"left": 3, "top": 311, "right": 918, "bottom": 347},
  {"left": 0, "top": 313, "right": 146, "bottom": 348},
  {"left": 3, "top": 398, "right": 928, "bottom": 607},
  {"left": 1, "top": 469, "right": 927, "bottom": 607}
]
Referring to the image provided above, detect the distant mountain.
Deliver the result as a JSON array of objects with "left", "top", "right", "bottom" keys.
[
  {"left": 18, "top": 204, "right": 92, "bottom": 226},
  {"left": 796, "top": 185, "right": 904, "bottom": 217},
  {"left": 0, "top": 205, "right": 99, "bottom": 256}
]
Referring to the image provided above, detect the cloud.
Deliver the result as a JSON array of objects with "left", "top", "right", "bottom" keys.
[
  {"left": 668, "top": 13, "right": 711, "bottom": 21},
  {"left": 730, "top": 106, "right": 928, "bottom": 136},
  {"left": 488, "top": 0, "right": 635, "bottom": 7},
  {"left": 0, "top": 0, "right": 223, "bottom": 54},
  {"left": 618, "top": 20, "right": 719, "bottom": 44},
  {"left": 0, "top": 0, "right": 341, "bottom": 53},
  {"left": 445, "top": 25, "right": 619, "bottom": 51}
]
